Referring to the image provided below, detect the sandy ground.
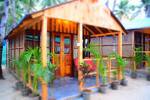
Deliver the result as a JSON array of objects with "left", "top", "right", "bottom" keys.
[
  {"left": 0, "top": 68, "right": 32, "bottom": 100},
  {"left": 76, "top": 77, "right": 150, "bottom": 100},
  {"left": 1, "top": 67, "right": 150, "bottom": 100}
]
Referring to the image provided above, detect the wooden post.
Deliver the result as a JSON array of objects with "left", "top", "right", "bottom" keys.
[
  {"left": 132, "top": 31, "right": 136, "bottom": 71},
  {"left": 118, "top": 31, "right": 122, "bottom": 80},
  {"left": 78, "top": 23, "right": 84, "bottom": 90},
  {"left": 107, "top": 58, "right": 111, "bottom": 83},
  {"left": 96, "top": 59, "right": 100, "bottom": 87},
  {"left": 41, "top": 15, "right": 48, "bottom": 100}
]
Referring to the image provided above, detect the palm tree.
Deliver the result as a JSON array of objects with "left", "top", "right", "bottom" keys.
[
  {"left": 114, "top": 0, "right": 136, "bottom": 20},
  {"left": 142, "top": 0, "right": 150, "bottom": 17},
  {"left": 0, "top": 0, "right": 9, "bottom": 79}
]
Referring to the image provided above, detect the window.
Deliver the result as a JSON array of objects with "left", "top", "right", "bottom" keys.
[
  {"left": 55, "top": 36, "right": 60, "bottom": 54},
  {"left": 64, "top": 37, "right": 70, "bottom": 54}
]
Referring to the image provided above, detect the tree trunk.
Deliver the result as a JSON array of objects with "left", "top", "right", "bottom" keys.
[
  {"left": 105, "top": 0, "right": 109, "bottom": 8},
  {"left": 0, "top": 0, "right": 9, "bottom": 79},
  {"left": 146, "top": 5, "right": 150, "bottom": 17},
  {"left": 11, "top": 0, "right": 16, "bottom": 27},
  {"left": 112, "top": 0, "right": 117, "bottom": 12},
  {"left": 0, "top": 44, "right": 4, "bottom": 79}
]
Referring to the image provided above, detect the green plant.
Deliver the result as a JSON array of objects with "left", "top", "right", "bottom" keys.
[
  {"left": 145, "top": 55, "right": 150, "bottom": 73},
  {"left": 112, "top": 70, "right": 117, "bottom": 80},
  {"left": 13, "top": 58, "right": 22, "bottom": 78},
  {"left": 13, "top": 47, "right": 57, "bottom": 96},
  {"left": 109, "top": 52, "right": 128, "bottom": 79},
  {"left": 29, "top": 48, "right": 56, "bottom": 94},
  {"left": 85, "top": 43, "right": 107, "bottom": 85},
  {"left": 134, "top": 47, "right": 143, "bottom": 71}
]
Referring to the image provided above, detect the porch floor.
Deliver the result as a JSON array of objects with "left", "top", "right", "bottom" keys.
[{"left": 39, "top": 76, "right": 99, "bottom": 100}]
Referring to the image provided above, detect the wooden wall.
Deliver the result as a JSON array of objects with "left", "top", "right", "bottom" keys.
[
  {"left": 90, "top": 32, "right": 134, "bottom": 69},
  {"left": 7, "top": 33, "right": 24, "bottom": 69},
  {"left": 90, "top": 30, "right": 150, "bottom": 70}
]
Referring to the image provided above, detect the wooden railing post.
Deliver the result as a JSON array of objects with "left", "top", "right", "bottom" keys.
[
  {"left": 107, "top": 58, "right": 111, "bottom": 83},
  {"left": 78, "top": 23, "right": 84, "bottom": 90},
  {"left": 118, "top": 31, "right": 123, "bottom": 80},
  {"left": 96, "top": 59, "right": 100, "bottom": 87},
  {"left": 41, "top": 15, "right": 48, "bottom": 100}
]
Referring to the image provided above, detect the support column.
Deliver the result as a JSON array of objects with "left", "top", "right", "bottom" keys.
[
  {"left": 41, "top": 15, "right": 48, "bottom": 100},
  {"left": 118, "top": 31, "right": 123, "bottom": 80},
  {"left": 78, "top": 23, "right": 83, "bottom": 90}
]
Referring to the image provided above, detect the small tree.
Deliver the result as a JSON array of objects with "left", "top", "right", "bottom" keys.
[
  {"left": 109, "top": 52, "right": 128, "bottom": 80},
  {"left": 134, "top": 47, "right": 143, "bottom": 71},
  {"left": 85, "top": 43, "right": 107, "bottom": 85}
]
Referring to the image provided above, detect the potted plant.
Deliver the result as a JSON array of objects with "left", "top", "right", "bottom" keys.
[
  {"left": 13, "top": 58, "right": 24, "bottom": 90},
  {"left": 131, "top": 47, "right": 143, "bottom": 79},
  {"left": 145, "top": 55, "right": 150, "bottom": 81},
  {"left": 79, "top": 61, "right": 93, "bottom": 100},
  {"left": 20, "top": 48, "right": 34, "bottom": 96},
  {"left": 98, "top": 64, "right": 107, "bottom": 93},
  {"left": 13, "top": 50, "right": 32, "bottom": 95},
  {"left": 98, "top": 58, "right": 107, "bottom": 93},
  {"left": 31, "top": 50, "right": 57, "bottom": 100},
  {"left": 13, "top": 47, "right": 39, "bottom": 96},
  {"left": 111, "top": 70, "right": 119, "bottom": 90},
  {"left": 85, "top": 43, "right": 107, "bottom": 93},
  {"left": 111, "top": 52, "right": 128, "bottom": 86}
]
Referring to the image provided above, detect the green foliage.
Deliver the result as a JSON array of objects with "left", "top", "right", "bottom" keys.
[
  {"left": 142, "top": 0, "right": 150, "bottom": 5},
  {"left": 144, "top": 55, "right": 150, "bottom": 73},
  {"left": 109, "top": 52, "right": 128, "bottom": 79},
  {"left": 145, "top": 55, "right": 150, "bottom": 67},
  {"left": 134, "top": 47, "right": 143, "bottom": 65},
  {"left": 114, "top": 0, "right": 139, "bottom": 20},
  {"left": 110, "top": 52, "right": 128, "bottom": 68},
  {"left": 13, "top": 47, "right": 56, "bottom": 93},
  {"left": 112, "top": 70, "right": 117, "bottom": 80},
  {"left": 84, "top": 43, "right": 107, "bottom": 85}
]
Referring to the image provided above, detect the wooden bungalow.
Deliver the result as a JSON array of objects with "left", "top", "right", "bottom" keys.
[
  {"left": 5, "top": 0, "right": 126, "bottom": 99},
  {"left": 97, "top": 18, "right": 150, "bottom": 71},
  {"left": 122, "top": 18, "right": 150, "bottom": 70}
]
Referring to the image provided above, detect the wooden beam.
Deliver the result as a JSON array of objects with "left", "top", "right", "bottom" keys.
[
  {"left": 9, "top": 17, "right": 42, "bottom": 39},
  {"left": 91, "top": 32, "right": 118, "bottom": 37},
  {"left": 118, "top": 31, "right": 122, "bottom": 80},
  {"left": 31, "top": 12, "right": 44, "bottom": 18},
  {"left": 95, "top": 27, "right": 103, "bottom": 34},
  {"left": 41, "top": 15, "right": 48, "bottom": 100},
  {"left": 78, "top": 23, "right": 84, "bottom": 90},
  {"left": 83, "top": 25, "right": 95, "bottom": 35},
  {"left": 20, "top": 16, "right": 42, "bottom": 28}
]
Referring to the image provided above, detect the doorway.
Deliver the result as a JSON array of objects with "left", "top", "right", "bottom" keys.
[{"left": 52, "top": 33, "right": 73, "bottom": 77}]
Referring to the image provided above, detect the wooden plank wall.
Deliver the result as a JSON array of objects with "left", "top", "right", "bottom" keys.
[{"left": 7, "top": 32, "right": 25, "bottom": 70}]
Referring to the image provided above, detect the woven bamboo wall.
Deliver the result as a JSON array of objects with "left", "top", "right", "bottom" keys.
[{"left": 91, "top": 32, "right": 134, "bottom": 69}]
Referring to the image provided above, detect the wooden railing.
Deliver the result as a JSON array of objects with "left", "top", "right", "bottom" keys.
[{"left": 82, "top": 57, "right": 118, "bottom": 90}]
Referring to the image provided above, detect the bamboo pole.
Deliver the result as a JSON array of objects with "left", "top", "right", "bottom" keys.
[
  {"left": 96, "top": 59, "right": 100, "bottom": 87},
  {"left": 41, "top": 15, "right": 48, "bottom": 100},
  {"left": 78, "top": 23, "right": 84, "bottom": 90},
  {"left": 118, "top": 31, "right": 122, "bottom": 80},
  {"left": 107, "top": 58, "right": 111, "bottom": 83}
]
